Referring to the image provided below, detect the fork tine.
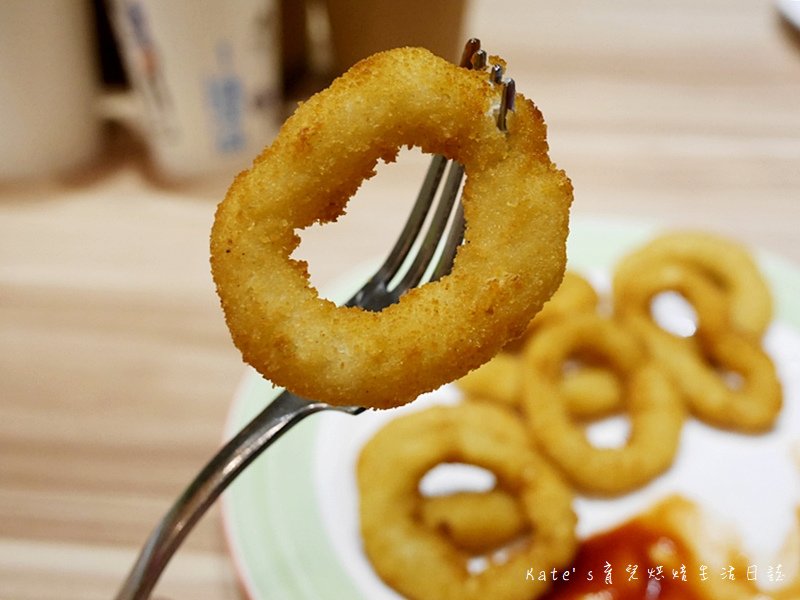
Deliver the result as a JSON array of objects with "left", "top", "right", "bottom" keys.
[
  {"left": 430, "top": 202, "right": 465, "bottom": 282},
  {"left": 371, "top": 37, "right": 483, "bottom": 285},
  {"left": 490, "top": 63, "right": 504, "bottom": 84},
  {"left": 497, "top": 78, "right": 516, "bottom": 132},
  {"left": 369, "top": 155, "right": 447, "bottom": 284},
  {"left": 471, "top": 50, "right": 487, "bottom": 70},
  {"left": 404, "top": 76, "right": 517, "bottom": 286},
  {"left": 392, "top": 160, "right": 465, "bottom": 292},
  {"left": 349, "top": 156, "right": 464, "bottom": 311},
  {"left": 461, "top": 38, "right": 482, "bottom": 67},
  {"left": 346, "top": 39, "right": 484, "bottom": 311},
  {"left": 380, "top": 39, "right": 486, "bottom": 294}
]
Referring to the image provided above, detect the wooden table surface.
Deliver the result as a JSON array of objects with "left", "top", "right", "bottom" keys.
[{"left": 1, "top": 1, "right": 799, "bottom": 598}]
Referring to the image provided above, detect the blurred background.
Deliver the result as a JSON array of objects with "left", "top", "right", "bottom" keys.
[{"left": 1, "top": 0, "right": 799, "bottom": 598}]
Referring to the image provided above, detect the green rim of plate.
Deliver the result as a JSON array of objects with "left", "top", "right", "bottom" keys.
[{"left": 221, "top": 216, "right": 800, "bottom": 599}]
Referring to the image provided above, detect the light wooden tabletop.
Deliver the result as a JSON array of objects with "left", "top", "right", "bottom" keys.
[{"left": 1, "top": 1, "right": 799, "bottom": 598}]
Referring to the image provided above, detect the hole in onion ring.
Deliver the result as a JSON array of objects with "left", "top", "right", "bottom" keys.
[
  {"left": 467, "top": 556, "right": 490, "bottom": 575},
  {"left": 466, "top": 529, "right": 533, "bottom": 574},
  {"left": 717, "top": 367, "right": 745, "bottom": 391},
  {"left": 289, "top": 146, "right": 437, "bottom": 300},
  {"left": 561, "top": 357, "right": 585, "bottom": 376},
  {"left": 650, "top": 291, "right": 698, "bottom": 337},
  {"left": 584, "top": 414, "right": 632, "bottom": 449},
  {"left": 418, "top": 463, "right": 497, "bottom": 497}
]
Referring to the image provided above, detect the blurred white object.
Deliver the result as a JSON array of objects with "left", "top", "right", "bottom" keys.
[
  {"left": 0, "top": 1, "right": 101, "bottom": 181},
  {"left": 777, "top": 0, "right": 800, "bottom": 30},
  {"left": 108, "top": 0, "right": 280, "bottom": 182}
]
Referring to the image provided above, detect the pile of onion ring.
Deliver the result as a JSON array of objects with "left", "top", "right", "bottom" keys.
[
  {"left": 522, "top": 313, "right": 685, "bottom": 495},
  {"left": 357, "top": 403, "right": 577, "bottom": 600},
  {"left": 613, "top": 232, "right": 782, "bottom": 432},
  {"left": 210, "top": 46, "right": 573, "bottom": 410},
  {"left": 356, "top": 229, "right": 783, "bottom": 599},
  {"left": 457, "top": 231, "right": 782, "bottom": 485}
]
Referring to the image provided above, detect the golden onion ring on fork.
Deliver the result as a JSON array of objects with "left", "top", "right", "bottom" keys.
[{"left": 210, "top": 46, "right": 572, "bottom": 409}]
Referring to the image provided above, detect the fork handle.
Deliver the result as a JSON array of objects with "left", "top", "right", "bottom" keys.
[{"left": 115, "top": 389, "right": 333, "bottom": 600}]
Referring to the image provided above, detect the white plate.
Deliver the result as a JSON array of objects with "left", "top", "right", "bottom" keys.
[{"left": 221, "top": 217, "right": 800, "bottom": 599}]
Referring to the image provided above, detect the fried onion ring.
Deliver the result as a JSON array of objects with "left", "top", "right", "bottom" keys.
[
  {"left": 521, "top": 314, "right": 685, "bottom": 495},
  {"left": 357, "top": 403, "right": 577, "bottom": 600},
  {"left": 614, "top": 260, "right": 729, "bottom": 340},
  {"left": 614, "top": 231, "right": 772, "bottom": 339},
  {"left": 211, "top": 47, "right": 572, "bottom": 409},
  {"left": 419, "top": 490, "right": 527, "bottom": 555},
  {"left": 459, "top": 356, "right": 622, "bottom": 420},
  {"left": 505, "top": 271, "right": 599, "bottom": 352},
  {"left": 458, "top": 272, "right": 621, "bottom": 418},
  {"left": 614, "top": 262, "right": 782, "bottom": 432},
  {"left": 457, "top": 352, "right": 522, "bottom": 408},
  {"left": 560, "top": 365, "right": 624, "bottom": 420}
]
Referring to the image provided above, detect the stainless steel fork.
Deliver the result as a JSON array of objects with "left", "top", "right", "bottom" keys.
[{"left": 116, "top": 37, "right": 515, "bottom": 600}]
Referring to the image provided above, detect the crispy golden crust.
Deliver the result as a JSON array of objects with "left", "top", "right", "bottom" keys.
[
  {"left": 521, "top": 314, "right": 685, "bottom": 495},
  {"left": 458, "top": 271, "right": 624, "bottom": 419},
  {"left": 614, "top": 259, "right": 782, "bottom": 432},
  {"left": 419, "top": 489, "right": 527, "bottom": 555},
  {"left": 357, "top": 403, "right": 577, "bottom": 600},
  {"left": 613, "top": 230, "right": 773, "bottom": 340},
  {"left": 210, "top": 47, "right": 572, "bottom": 408}
]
